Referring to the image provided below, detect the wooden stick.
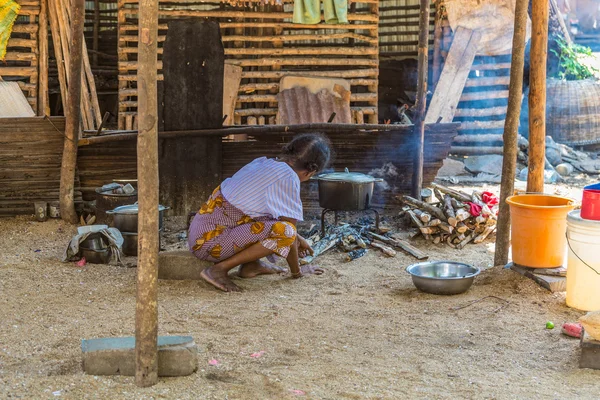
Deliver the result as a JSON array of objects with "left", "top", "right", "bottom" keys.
[
  {"left": 475, "top": 225, "right": 496, "bottom": 244},
  {"left": 400, "top": 195, "right": 447, "bottom": 221},
  {"left": 432, "top": 0, "right": 443, "bottom": 90},
  {"left": 456, "top": 222, "right": 469, "bottom": 234},
  {"left": 371, "top": 240, "right": 397, "bottom": 257},
  {"left": 443, "top": 194, "right": 458, "bottom": 227},
  {"left": 527, "top": 0, "right": 549, "bottom": 193},
  {"left": 135, "top": 0, "right": 159, "bottom": 388},
  {"left": 48, "top": 1, "right": 68, "bottom": 114},
  {"left": 456, "top": 233, "right": 475, "bottom": 250},
  {"left": 455, "top": 208, "right": 471, "bottom": 222},
  {"left": 59, "top": 0, "right": 85, "bottom": 224},
  {"left": 38, "top": 0, "right": 49, "bottom": 116},
  {"left": 430, "top": 183, "right": 472, "bottom": 203},
  {"left": 411, "top": 0, "right": 431, "bottom": 198},
  {"left": 413, "top": 209, "right": 431, "bottom": 223},
  {"left": 370, "top": 232, "right": 429, "bottom": 260},
  {"left": 426, "top": 219, "right": 441, "bottom": 227}
]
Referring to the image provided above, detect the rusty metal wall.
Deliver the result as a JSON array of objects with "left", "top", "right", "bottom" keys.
[{"left": 379, "top": 0, "right": 435, "bottom": 59}]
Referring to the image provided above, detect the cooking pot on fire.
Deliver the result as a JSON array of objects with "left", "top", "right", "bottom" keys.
[{"left": 313, "top": 168, "right": 383, "bottom": 211}]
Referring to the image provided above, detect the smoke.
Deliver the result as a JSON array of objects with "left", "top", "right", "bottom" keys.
[{"left": 368, "top": 162, "right": 399, "bottom": 191}]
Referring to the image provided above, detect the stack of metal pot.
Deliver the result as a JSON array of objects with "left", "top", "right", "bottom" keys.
[{"left": 107, "top": 204, "right": 169, "bottom": 256}]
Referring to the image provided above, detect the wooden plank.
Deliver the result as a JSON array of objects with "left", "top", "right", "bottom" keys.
[
  {"left": 223, "top": 63, "right": 243, "bottom": 126},
  {"left": 424, "top": 27, "right": 482, "bottom": 123}
]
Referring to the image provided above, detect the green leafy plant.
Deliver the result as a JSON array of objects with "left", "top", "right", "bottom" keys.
[{"left": 551, "top": 38, "right": 599, "bottom": 80}]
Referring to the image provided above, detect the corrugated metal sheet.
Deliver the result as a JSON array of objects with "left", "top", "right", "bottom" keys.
[
  {"left": 379, "top": 0, "right": 435, "bottom": 59},
  {"left": 0, "top": 82, "right": 35, "bottom": 118},
  {"left": 277, "top": 85, "right": 352, "bottom": 125}
]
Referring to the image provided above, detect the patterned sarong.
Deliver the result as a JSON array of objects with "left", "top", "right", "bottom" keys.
[
  {"left": 0, "top": 0, "right": 20, "bottom": 61},
  {"left": 188, "top": 187, "right": 297, "bottom": 262}
]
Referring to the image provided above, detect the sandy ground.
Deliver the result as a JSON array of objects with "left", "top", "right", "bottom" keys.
[{"left": 1, "top": 185, "right": 600, "bottom": 400}]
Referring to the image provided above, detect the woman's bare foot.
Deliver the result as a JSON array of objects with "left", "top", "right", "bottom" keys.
[
  {"left": 291, "top": 264, "right": 325, "bottom": 278},
  {"left": 238, "top": 260, "right": 286, "bottom": 278},
  {"left": 200, "top": 266, "right": 241, "bottom": 292}
]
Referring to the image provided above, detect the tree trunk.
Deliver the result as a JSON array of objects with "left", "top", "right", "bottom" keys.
[
  {"left": 59, "top": 0, "right": 85, "bottom": 224},
  {"left": 135, "top": 0, "right": 160, "bottom": 388},
  {"left": 411, "top": 0, "right": 431, "bottom": 198},
  {"left": 527, "top": 0, "right": 549, "bottom": 193},
  {"left": 495, "top": 0, "right": 530, "bottom": 266}
]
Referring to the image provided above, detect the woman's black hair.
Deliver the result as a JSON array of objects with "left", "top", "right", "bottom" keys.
[{"left": 280, "top": 133, "right": 332, "bottom": 174}]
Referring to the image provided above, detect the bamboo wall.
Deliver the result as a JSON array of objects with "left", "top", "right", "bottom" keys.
[
  {"left": 116, "top": 0, "right": 380, "bottom": 129},
  {"left": 378, "top": 0, "right": 434, "bottom": 59},
  {"left": 1, "top": 0, "right": 47, "bottom": 115}
]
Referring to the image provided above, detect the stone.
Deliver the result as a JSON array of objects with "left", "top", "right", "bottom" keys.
[
  {"left": 82, "top": 336, "right": 198, "bottom": 377},
  {"left": 580, "top": 330, "right": 600, "bottom": 370},
  {"left": 464, "top": 155, "right": 504, "bottom": 176},
  {"left": 509, "top": 263, "right": 567, "bottom": 292},
  {"left": 158, "top": 250, "right": 212, "bottom": 280}
]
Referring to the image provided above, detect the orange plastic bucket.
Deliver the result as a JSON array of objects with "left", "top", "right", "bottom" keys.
[{"left": 506, "top": 194, "right": 576, "bottom": 268}]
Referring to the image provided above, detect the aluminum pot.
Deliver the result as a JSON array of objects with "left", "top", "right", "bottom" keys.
[
  {"left": 121, "top": 231, "right": 162, "bottom": 257},
  {"left": 94, "top": 187, "right": 138, "bottom": 225},
  {"left": 106, "top": 204, "right": 169, "bottom": 233},
  {"left": 406, "top": 261, "right": 480, "bottom": 295},
  {"left": 313, "top": 169, "right": 383, "bottom": 211}
]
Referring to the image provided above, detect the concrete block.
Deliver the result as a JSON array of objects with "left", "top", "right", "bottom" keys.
[
  {"left": 580, "top": 330, "right": 600, "bottom": 370},
  {"left": 158, "top": 250, "right": 212, "bottom": 280},
  {"left": 82, "top": 336, "right": 198, "bottom": 377},
  {"left": 510, "top": 263, "right": 566, "bottom": 292}
]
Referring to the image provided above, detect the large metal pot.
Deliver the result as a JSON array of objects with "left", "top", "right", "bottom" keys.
[
  {"left": 314, "top": 169, "right": 383, "bottom": 211},
  {"left": 106, "top": 204, "right": 170, "bottom": 233},
  {"left": 95, "top": 187, "right": 138, "bottom": 225}
]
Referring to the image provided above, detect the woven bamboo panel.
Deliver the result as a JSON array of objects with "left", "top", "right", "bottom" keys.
[
  {"left": 0, "top": 0, "right": 43, "bottom": 114},
  {"left": 378, "top": 0, "right": 434, "bottom": 59},
  {"left": 116, "top": 0, "right": 379, "bottom": 129}
]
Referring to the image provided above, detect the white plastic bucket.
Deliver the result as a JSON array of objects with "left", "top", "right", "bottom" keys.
[{"left": 566, "top": 210, "right": 600, "bottom": 311}]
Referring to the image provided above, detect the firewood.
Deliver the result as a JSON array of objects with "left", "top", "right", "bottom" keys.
[
  {"left": 371, "top": 240, "right": 397, "bottom": 257},
  {"left": 475, "top": 215, "right": 487, "bottom": 224},
  {"left": 400, "top": 195, "right": 447, "bottom": 221},
  {"left": 451, "top": 198, "right": 466, "bottom": 209},
  {"left": 407, "top": 210, "right": 425, "bottom": 228},
  {"left": 373, "top": 232, "right": 429, "bottom": 260},
  {"left": 455, "top": 208, "right": 470, "bottom": 222},
  {"left": 438, "top": 223, "right": 454, "bottom": 234},
  {"left": 433, "top": 188, "right": 445, "bottom": 204},
  {"left": 446, "top": 235, "right": 456, "bottom": 248},
  {"left": 474, "top": 225, "right": 496, "bottom": 244},
  {"left": 443, "top": 194, "right": 458, "bottom": 227},
  {"left": 301, "top": 234, "right": 339, "bottom": 265},
  {"left": 413, "top": 209, "right": 431, "bottom": 224},
  {"left": 456, "top": 233, "right": 475, "bottom": 250},
  {"left": 427, "top": 219, "right": 442, "bottom": 227},
  {"left": 346, "top": 248, "right": 367, "bottom": 261},
  {"left": 431, "top": 182, "right": 472, "bottom": 203},
  {"left": 433, "top": 236, "right": 442, "bottom": 244},
  {"left": 420, "top": 226, "right": 439, "bottom": 235},
  {"left": 456, "top": 222, "right": 468, "bottom": 233}
]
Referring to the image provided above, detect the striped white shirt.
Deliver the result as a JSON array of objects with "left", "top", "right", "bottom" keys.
[{"left": 221, "top": 157, "right": 304, "bottom": 221}]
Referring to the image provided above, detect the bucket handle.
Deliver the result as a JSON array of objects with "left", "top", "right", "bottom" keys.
[{"left": 566, "top": 233, "right": 600, "bottom": 276}]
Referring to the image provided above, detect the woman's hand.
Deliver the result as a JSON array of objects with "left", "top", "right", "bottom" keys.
[{"left": 297, "top": 235, "right": 314, "bottom": 259}]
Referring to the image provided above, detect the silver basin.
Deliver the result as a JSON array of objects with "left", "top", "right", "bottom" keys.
[{"left": 406, "top": 261, "right": 480, "bottom": 295}]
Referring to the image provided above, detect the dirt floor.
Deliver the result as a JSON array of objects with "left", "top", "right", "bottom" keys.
[{"left": 1, "top": 181, "right": 600, "bottom": 399}]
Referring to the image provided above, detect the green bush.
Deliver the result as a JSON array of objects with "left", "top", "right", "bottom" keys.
[{"left": 551, "top": 38, "right": 599, "bottom": 80}]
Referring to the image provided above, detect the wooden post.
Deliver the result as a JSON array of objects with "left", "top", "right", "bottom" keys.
[
  {"left": 527, "top": 0, "right": 549, "bottom": 193},
  {"left": 432, "top": 0, "right": 443, "bottom": 90},
  {"left": 93, "top": 0, "right": 100, "bottom": 67},
  {"left": 135, "top": 0, "right": 159, "bottom": 388},
  {"left": 494, "top": 0, "right": 529, "bottom": 266},
  {"left": 59, "top": 0, "right": 85, "bottom": 224},
  {"left": 38, "top": 0, "right": 49, "bottom": 115},
  {"left": 411, "top": 0, "right": 431, "bottom": 198}
]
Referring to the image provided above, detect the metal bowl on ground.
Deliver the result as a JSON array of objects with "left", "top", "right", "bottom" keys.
[
  {"left": 406, "top": 261, "right": 480, "bottom": 295},
  {"left": 80, "top": 247, "right": 111, "bottom": 264}
]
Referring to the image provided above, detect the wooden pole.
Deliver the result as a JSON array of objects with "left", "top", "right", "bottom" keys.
[
  {"left": 38, "top": 0, "right": 49, "bottom": 116},
  {"left": 527, "top": 0, "right": 549, "bottom": 193},
  {"left": 411, "top": 0, "right": 431, "bottom": 198},
  {"left": 135, "top": 0, "right": 159, "bottom": 388},
  {"left": 494, "top": 0, "right": 529, "bottom": 266},
  {"left": 59, "top": 0, "right": 85, "bottom": 224},
  {"left": 93, "top": 0, "right": 100, "bottom": 67}
]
